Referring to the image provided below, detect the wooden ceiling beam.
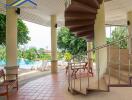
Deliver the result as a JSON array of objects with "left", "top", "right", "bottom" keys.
[
  {"left": 65, "top": 20, "right": 95, "bottom": 27},
  {"left": 64, "top": 0, "right": 102, "bottom": 40},
  {"left": 76, "top": 30, "right": 94, "bottom": 37},
  {"left": 81, "top": 33, "right": 94, "bottom": 40},
  {"left": 65, "top": 14, "right": 96, "bottom": 21},
  {"left": 87, "top": 33, "right": 94, "bottom": 38},
  {"left": 93, "top": 0, "right": 100, "bottom": 8},
  {"left": 87, "top": 37, "right": 94, "bottom": 42},
  {"left": 74, "top": 0, "right": 100, "bottom": 9},
  {"left": 65, "top": 11, "right": 96, "bottom": 20},
  {"left": 97, "top": 0, "right": 103, "bottom": 4},
  {"left": 71, "top": 0, "right": 97, "bottom": 14},
  {"left": 70, "top": 25, "right": 94, "bottom": 32},
  {"left": 65, "top": 16, "right": 96, "bottom": 21}
]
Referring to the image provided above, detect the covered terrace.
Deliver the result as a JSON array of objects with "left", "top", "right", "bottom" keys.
[{"left": 1, "top": 0, "right": 132, "bottom": 100}]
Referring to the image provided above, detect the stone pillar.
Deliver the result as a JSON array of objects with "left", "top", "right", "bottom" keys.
[
  {"left": 127, "top": 11, "right": 132, "bottom": 54},
  {"left": 94, "top": 1, "right": 107, "bottom": 76},
  {"left": 51, "top": 15, "right": 57, "bottom": 74},
  {"left": 6, "top": 0, "right": 18, "bottom": 77}
]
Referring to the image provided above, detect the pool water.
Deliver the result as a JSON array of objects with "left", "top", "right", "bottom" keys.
[{"left": 0, "top": 59, "right": 39, "bottom": 69}]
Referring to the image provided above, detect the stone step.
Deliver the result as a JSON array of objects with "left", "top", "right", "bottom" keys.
[
  {"left": 70, "top": 76, "right": 108, "bottom": 94},
  {"left": 106, "top": 67, "right": 131, "bottom": 83},
  {"left": 104, "top": 73, "right": 128, "bottom": 85},
  {"left": 108, "top": 61, "right": 132, "bottom": 71}
]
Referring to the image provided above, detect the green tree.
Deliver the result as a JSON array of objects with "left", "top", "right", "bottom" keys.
[
  {"left": 64, "top": 52, "right": 72, "bottom": 61},
  {"left": 57, "top": 52, "right": 64, "bottom": 60},
  {"left": 23, "top": 48, "right": 37, "bottom": 61},
  {"left": 0, "top": 45, "right": 6, "bottom": 61},
  {"left": 37, "top": 48, "right": 51, "bottom": 60},
  {"left": 0, "top": 14, "right": 30, "bottom": 45},
  {"left": 57, "top": 27, "right": 87, "bottom": 55},
  {"left": 107, "top": 27, "right": 128, "bottom": 48}
]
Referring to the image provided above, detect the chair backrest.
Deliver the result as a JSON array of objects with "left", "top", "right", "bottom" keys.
[{"left": 0, "top": 69, "right": 5, "bottom": 82}]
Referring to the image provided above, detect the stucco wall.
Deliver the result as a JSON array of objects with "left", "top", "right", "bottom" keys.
[
  {"left": 94, "top": 2, "right": 107, "bottom": 77},
  {"left": 108, "top": 47, "right": 129, "bottom": 70}
]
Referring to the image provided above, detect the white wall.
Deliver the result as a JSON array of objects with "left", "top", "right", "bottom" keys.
[{"left": 94, "top": 2, "right": 107, "bottom": 77}]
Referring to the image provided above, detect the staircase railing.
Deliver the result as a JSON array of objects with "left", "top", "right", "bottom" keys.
[{"left": 67, "top": 34, "right": 132, "bottom": 94}]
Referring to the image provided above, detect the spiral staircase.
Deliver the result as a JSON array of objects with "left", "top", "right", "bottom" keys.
[
  {"left": 64, "top": 0, "right": 132, "bottom": 95},
  {"left": 64, "top": 0, "right": 103, "bottom": 41}
]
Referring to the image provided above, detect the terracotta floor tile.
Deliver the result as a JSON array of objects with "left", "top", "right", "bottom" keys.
[{"left": 7, "top": 70, "right": 66, "bottom": 100}]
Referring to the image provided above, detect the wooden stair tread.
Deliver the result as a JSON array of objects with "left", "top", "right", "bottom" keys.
[
  {"left": 104, "top": 74, "right": 128, "bottom": 85},
  {"left": 70, "top": 76, "right": 108, "bottom": 94},
  {"left": 108, "top": 67, "right": 132, "bottom": 77},
  {"left": 65, "top": 0, "right": 102, "bottom": 40}
]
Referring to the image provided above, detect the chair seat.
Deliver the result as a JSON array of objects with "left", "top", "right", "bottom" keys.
[
  {"left": 5, "top": 80, "right": 16, "bottom": 83},
  {"left": 5, "top": 80, "right": 17, "bottom": 88},
  {"left": 0, "top": 69, "right": 18, "bottom": 99}
]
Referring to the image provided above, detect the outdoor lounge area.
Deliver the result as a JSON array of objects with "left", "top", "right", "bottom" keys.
[
  {"left": 1, "top": 70, "right": 132, "bottom": 100},
  {"left": 1, "top": 0, "right": 132, "bottom": 100}
]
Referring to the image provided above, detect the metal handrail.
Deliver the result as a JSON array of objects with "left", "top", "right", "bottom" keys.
[
  {"left": 67, "top": 29, "right": 131, "bottom": 94},
  {"left": 70, "top": 34, "right": 130, "bottom": 68},
  {"left": 87, "top": 35, "right": 130, "bottom": 53}
]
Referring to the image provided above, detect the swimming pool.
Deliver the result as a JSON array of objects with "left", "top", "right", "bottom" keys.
[{"left": 0, "top": 59, "right": 40, "bottom": 69}]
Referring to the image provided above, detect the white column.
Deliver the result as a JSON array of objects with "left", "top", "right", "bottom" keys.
[
  {"left": 87, "top": 42, "right": 93, "bottom": 74},
  {"left": 87, "top": 42, "right": 93, "bottom": 58},
  {"left": 94, "top": 1, "right": 107, "bottom": 77},
  {"left": 51, "top": 15, "right": 57, "bottom": 74},
  {"left": 127, "top": 11, "right": 132, "bottom": 53},
  {"left": 6, "top": 0, "right": 18, "bottom": 75}
]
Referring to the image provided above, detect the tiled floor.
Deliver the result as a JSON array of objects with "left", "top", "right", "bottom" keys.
[
  {"left": 2, "top": 70, "right": 132, "bottom": 100},
  {"left": 9, "top": 70, "right": 67, "bottom": 100}
]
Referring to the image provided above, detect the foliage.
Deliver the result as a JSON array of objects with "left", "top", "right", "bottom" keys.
[
  {"left": 0, "top": 46, "right": 51, "bottom": 62},
  {"left": 57, "top": 27, "right": 87, "bottom": 55},
  {"left": 107, "top": 27, "right": 128, "bottom": 49},
  {"left": 0, "top": 14, "right": 30, "bottom": 45},
  {"left": 57, "top": 52, "right": 64, "bottom": 60},
  {"left": 39, "top": 53, "right": 51, "bottom": 60},
  {"left": 18, "top": 48, "right": 23, "bottom": 59},
  {"left": 38, "top": 48, "right": 45, "bottom": 54},
  {"left": 23, "top": 48, "right": 37, "bottom": 61},
  {"left": 64, "top": 52, "right": 72, "bottom": 61},
  {"left": 17, "top": 19, "right": 30, "bottom": 45},
  {"left": 37, "top": 48, "right": 51, "bottom": 60},
  {"left": 0, "top": 45, "right": 6, "bottom": 61},
  {"left": 17, "top": 47, "right": 51, "bottom": 61}
]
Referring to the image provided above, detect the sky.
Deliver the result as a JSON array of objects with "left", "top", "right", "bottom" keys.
[
  {"left": 23, "top": 20, "right": 113, "bottom": 50},
  {"left": 105, "top": 26, "right": 115, "bottom": 38},
  {"left": 23, "top": 21, "right": 51, "bottom": 50}
]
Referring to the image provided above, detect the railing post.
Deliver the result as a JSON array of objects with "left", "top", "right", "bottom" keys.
[
  {"left": 97, "top": 50, "right": 100, "bottom": 89},
  {"left": 74, "top": 62, "right": 75, "bottom": 89},
  {"left": 118, "top": 42, "right": 121, "bottom": 84},
  {"left": 67, "top": 34, "right": 130, "bottom": 93},
  {"left": 70, "top": 63, "right": 73, "bottom": 90},
  {"left": 128, "top": 36, "right": 131, "bottom": 77},
  {"left": 79, "top": 60, "right": 82, "bottom": 91},
  {"left": 68, "top": 62, "right": 71, "bottom": 90},
  {"left": 87, "top": 52, "right": 90, "bottom": 89},
  {"left": 108, "top": 45, "right": 111, "bottom": 85}
]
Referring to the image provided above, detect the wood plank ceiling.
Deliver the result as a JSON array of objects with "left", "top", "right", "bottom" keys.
[{"left": 65, "top": 0, "right": 103, "bottom": 41}]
